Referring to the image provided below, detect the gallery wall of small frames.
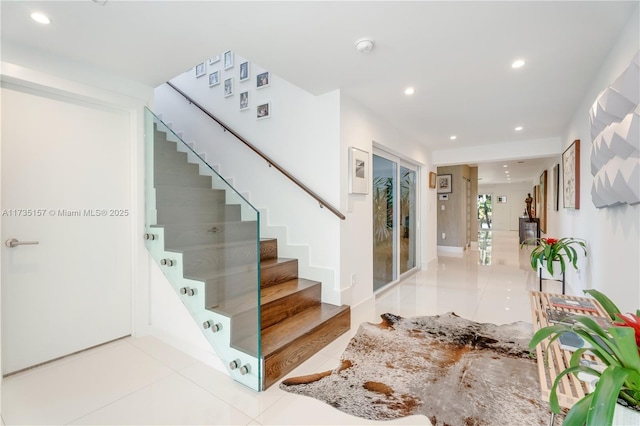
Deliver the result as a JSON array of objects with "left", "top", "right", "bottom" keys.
[{"left": 194, "top": 50, "right": 271, "bottom": 120}]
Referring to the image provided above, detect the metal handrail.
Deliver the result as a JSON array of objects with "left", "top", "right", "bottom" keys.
[{"left": 166, "top": 81, "right": 345, "bottom": 220}]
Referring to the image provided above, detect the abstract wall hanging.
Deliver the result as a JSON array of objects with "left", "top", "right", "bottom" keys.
[{"left": 589, "top": 51, "right": 639, "bottom": 208}]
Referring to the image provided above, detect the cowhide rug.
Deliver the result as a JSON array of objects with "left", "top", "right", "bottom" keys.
[{"left": 280, "top": 312, "right": 555, "bottom": 425}]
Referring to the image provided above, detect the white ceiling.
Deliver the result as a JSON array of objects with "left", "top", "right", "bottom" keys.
[{"left": 2, "top": 1, "right": 637, "bottom": 185}]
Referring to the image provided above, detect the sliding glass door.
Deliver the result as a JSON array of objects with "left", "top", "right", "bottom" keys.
[{"left": 372, "top": 150, "right": 418, "bottom": 291}]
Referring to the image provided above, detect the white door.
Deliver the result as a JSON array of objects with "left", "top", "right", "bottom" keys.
[{"left": 1, "top": 85, "right": 133, "bottom": 374}]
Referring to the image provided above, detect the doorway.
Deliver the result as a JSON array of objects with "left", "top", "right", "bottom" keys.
[
  {"left": 477, "top": 194, "right": 493, "bottom": 230},
  {"left": 1, "top": 84, "right": 133, "bottom": 375},
  {"left": 372, "top": 150, "right": 418, "bottom": 291}
]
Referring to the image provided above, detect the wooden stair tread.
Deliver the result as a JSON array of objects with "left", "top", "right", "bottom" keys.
[{"left": 260, "top": 303, "right": 350, "bottom": 357}]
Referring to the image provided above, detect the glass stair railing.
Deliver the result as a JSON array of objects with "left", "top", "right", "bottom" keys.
[{"left": 144, "top": 108, "right": 262, "bottom": 390}]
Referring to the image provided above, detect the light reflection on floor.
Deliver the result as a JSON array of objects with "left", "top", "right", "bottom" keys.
[{"left": 478, "top": 230, "right": 492, "bottom": 265}]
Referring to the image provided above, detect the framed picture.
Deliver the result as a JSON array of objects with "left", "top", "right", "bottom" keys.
[
  {"left": 223, "top": 50, "right": 234, "bottom": 69},
  {"left": 239, "top": 61, "right": 250, "bottom": 81},
  {"left": 195, "top": 62, "right": 206, "bottom": 78},
  {"left": 239, "top": 91, "right": 249, "bottom": 111},
  {"left": 257, "top": 71, "right": 270, "bottom": 89},
  {"left": 539, "top": 170, "right": 547, "bottom": 233},
  {"left": 208, "top": 71, "right": 220, "bottom": 87},
  {"left": 257, "top": 102, "right": 270, "bottom": 119},
  {"left": 429, "top": 172, "right": 437, "bottom": 189},
  {"left": 437, "top": 174, "right": 452, "bottom": 194},
  {"left": 553, "top": 163, "right": 560, "bottom": 211},
  {"left": 224, "top": 77, "right": 233, "bottom": 97},
  {"left": 348, "top": 147, "right": 368, "bottom": 194},
  {"left": 562, "top": 139, "right": 580, "bottom": 209},
  {"left": 208, "top": 56, "right": 220, "bottom": 65}
]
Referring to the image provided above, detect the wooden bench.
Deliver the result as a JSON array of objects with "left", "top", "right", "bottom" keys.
[{"left": 529, "top": 291, "right": 609, "bottom": 424}]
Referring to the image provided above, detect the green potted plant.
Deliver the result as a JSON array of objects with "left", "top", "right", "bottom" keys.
[
  {"left": 529, "top": 289, "right": 640, "bottom": 425},
  {"left": 521, "top": 237, "right": 587, "bottom": 276}
]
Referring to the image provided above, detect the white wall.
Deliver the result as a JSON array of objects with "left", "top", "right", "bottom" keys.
[
  {"left": 558, "top": 6, "right": 640, "bottom": 312},
  {"left": 339, "top": 95, "right": 435, "bottom": 308},
  {"left": 478, "top": 182, "right": 532, "bottom": 231},
  {"left": 154, "top": 53, "right": 342, "bottom": 304}
]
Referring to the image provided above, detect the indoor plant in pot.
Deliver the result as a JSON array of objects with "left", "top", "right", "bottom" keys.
[
  {"left": 521, "top": 237, "right": 587, "bottom": 277},
  {"left": 529, "top": 289, "right": 640, "bottom": 425}
]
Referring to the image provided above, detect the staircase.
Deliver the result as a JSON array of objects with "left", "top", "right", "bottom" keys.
[{"left": 144, "top": 109, "right": 350, "bottom": 390}]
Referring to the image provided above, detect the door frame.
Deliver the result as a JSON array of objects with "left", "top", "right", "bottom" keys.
[{"left": 0, "top": 64, "right": 151, "bottom": 387}]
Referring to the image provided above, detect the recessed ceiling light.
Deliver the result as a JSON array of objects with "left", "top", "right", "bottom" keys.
[
  {"left": 450, "top": 135, "right": 457, "bottom": 140},
  {"left": 404, "top": 87, "right": 415, "bottom": 95},
  {"left": 512, "top": 59, "right": 525, "bottom": 69},
  {"left": 31, "top": 12, "right": 50, "bottom": 24},
  {"left": 515, "top": 126, "right": 523, "bottom": 131},
  {"left": 503, "top": 165, "right": 508, "bottom": 168},
  {"left": 355, "top": 38, "right": 374, "bottom": 54}
]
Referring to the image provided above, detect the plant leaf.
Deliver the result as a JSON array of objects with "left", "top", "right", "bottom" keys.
[
  {"left": 608, "top": 327, "right": 640, "bottom": 371},
  {"left": 586, "top": 366, "right": 629, "bottom": 426},
  {"left": 583, "top": 289, "right": 621, "bottom": 320},
  {"left": 563, "top": 393, "right": 593, "bottom": 426}
]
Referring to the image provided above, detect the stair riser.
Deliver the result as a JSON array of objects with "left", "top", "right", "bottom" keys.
[
  {"left": 154, "top": 172, "right": 212, "bottom": 188},
  {"left": 261, "top": 259, "right": 298, "bottom": 288},
  {"left": 260, "top": 239, "right": 277, "bottom": 261},
  {"left": 162, "top": 222, "right": 258, "bottom": 248},
  {"left": 155, "top": 187, "right": 226, "bottom": 206},
  {"left": 183, "top": 247, "right": 258, "bottom": 277},
  {"left": 263, "top": 308, "right": 350, "bottom": 389},
  {"left": 156, "top": 205, "right": 242, "bottom": 224},
  {"left": 261, "top": 284, "right": 321, "bottom": 330},
  {"left": 154, "top": 151, "right": 188, "bottom": 166}
]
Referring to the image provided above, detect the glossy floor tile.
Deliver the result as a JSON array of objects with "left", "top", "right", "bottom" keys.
[{"left": 1, "top": 230, "right": 550, "bottom": 425}]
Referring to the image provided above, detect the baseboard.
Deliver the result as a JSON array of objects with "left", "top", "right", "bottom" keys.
[{"left": 437, "top": 245, "right": 464, "bottom": 257}]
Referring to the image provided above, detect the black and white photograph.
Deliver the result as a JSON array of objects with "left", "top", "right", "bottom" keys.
[
  {"left": 240, "top": 91, "right": 249, "bottom": 110},
  {"left": 208, "top": 55, "right": 220, "bottom": 65},
  {"left": 256, "top": 102, "right": 270, "bottom": 119},
  {"left": 239, "top": 61, "right": 249, "bottom": 81},
  {"left": 223, "top": 50, "right": 233, "bottom": 69},
  {"left": 348, "top": 147, "right": 368, "bottom": 194},
  {"left": 195, "top": 62, "right": 205, "bottom": 78},
  {"left": 256, "top": 71, "right": 270, "bottom": 89},
  {"left": 224, "top": 77, "right": 233, "bottom": 97},
  {"left": 208, "top": 71, "right": 220, "bottom": 87}
]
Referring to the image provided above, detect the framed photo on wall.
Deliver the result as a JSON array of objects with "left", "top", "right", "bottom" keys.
[
  {"left": 223, "top": 50, "right": 234, "bottom": 69},
  {"left": 224, "top": 77, "right": 233, "bottom": 97},
  {"left": 429, "top": 172, "right": 437, "bottom": 189},
  {"left": 195, "top": 62, "right": 206, "bottom": 78},
  {"left": 239, "top": 61, "right": 250, "bottom": 81},
  {"left": 437, "top": 174, "right": 452, "bottom": 194},
  {"left": 257, "top": 71, "right": 270, "bottom": 89},
  {"left": 208, "top": 71, "right": 220, "bottom": 87},
  {"left": 349, "top": 147, "right": 369, "bottom": 194},
  {"left": 539, "top": 170, "right": 547, "bottom": 233},
  {"left": 562, "top": 139, "right": 580, "bottom": 209},
  {"left": 257, "top": 102, "right": 270, "bottom": 119},
  {"left": 239, "top": 91, "right": 249, "bottom": 111}
]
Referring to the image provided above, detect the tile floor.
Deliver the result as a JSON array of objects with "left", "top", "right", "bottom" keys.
[{"left": 1, "top": 230, "right": 561, "bottom": 425}]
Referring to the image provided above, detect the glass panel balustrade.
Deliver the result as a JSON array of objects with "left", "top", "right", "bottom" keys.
[{"left": 144, "top": 108, "right": 261, "bottom": 390}]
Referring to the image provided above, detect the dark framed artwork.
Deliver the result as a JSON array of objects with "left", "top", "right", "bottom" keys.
[
  {"left": 562, "top": 139, "right": 580, "bottom": 209},
  {"left": 437, "top": 174, "right": 452, "bottom": 194},
  {"left": 553, "top": 164, "right": 560, "bottom": 211},
  {"left": 539, "top": 170, "right": 547, "bottom": 233}
]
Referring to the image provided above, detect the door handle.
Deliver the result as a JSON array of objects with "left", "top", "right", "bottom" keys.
[{"left": 5, "top": 238, "right": 39, "bottom": 248}]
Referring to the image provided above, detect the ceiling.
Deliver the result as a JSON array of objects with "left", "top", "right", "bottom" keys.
[{"left": 2, "top": 1, "right": 637, "bottom": 185}]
